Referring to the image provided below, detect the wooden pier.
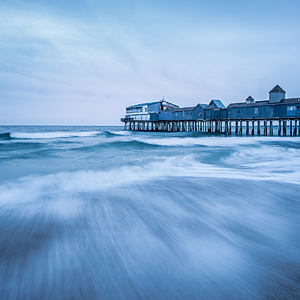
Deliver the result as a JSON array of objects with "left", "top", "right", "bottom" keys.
[{"left": 124, "top": 119, "right": 300, "bottom": 136}]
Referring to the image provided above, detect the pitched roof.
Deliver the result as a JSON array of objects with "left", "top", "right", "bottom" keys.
[
  {"left": 227, "top": 98, "right": 300, "bottom": 108},
  {"left": 207, "top": 100, "right": 225, "bottom": 109},
  {"left": 246, "top": 96, "right": 254, "bottom": 102},
  {"left": 269, "top": 85, "right": 286, "bottom": 93},
  {"left": 197, "top": 104, "right": 208, "bottom": 108}
]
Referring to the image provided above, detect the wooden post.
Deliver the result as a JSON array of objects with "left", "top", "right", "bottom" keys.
[
  {"left": 251, "top": 120, "right": 255, "bottom": 135},
  {"left": 235, "top": 120, "right": 238, "bottom": 135},
  {"left": 283, "top": 120, "right": 287, "bottom": 136},
  {"left": 246, "top": 121, "right": 249, "bottom": 135},
  {"left": 290, "top": 120, "right": 293, "bottom": 136},
  {"left": 257, "top": 121, "right": 260, "bottom": 136},
  {"left": 294, "top": 120, "right": 298, "bottom": 136},
  {"left": 239, "top": 120, "right": 243, "bottom": 135},
  {"left": 270, "top": 120, "right": 273, "bottom": 136},
  {"left": 229, "top": 121, "right": 232, "bottom": 135},
  {"left": 278, "top": 120, "right": 281, "bottom": 136},
  {"left": 264, "top": 120, "right": 267, "bottom": 136}
]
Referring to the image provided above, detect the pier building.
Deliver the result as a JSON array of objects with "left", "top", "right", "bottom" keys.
[
  {"left": 122, "top": 100, "right": 178, "bottom": 121},
  {"left": 121, "top": 85, "right": 300, "bottom": 136}
]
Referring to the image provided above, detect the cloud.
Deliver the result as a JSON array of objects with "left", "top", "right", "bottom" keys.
[{"left": 0, "top": 1, "right": 300, "bottom": 124}]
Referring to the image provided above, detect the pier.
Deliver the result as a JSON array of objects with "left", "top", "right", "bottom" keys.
[
  {"left": 123, "top": 118, "right": 300, "bottom": 136},
  {"left": 121, "top": 85, "right": 300, "bottom": 136}
]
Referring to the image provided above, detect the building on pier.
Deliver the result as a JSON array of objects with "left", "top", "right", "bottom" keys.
[
  {"left": 204, "top": 100, "right": 227, "bottom": 120},
  {"left": 121, "top": 85, "right": 300, "bottom": 135},
  {"left": 228, "top": 85, "right": 300, "bottom": 119},
  {"left": 122, "top": 99, "right": 178, "bottom": 122},
  {"left": 157, "top": 104, "right": 208, "bottom": 121}
]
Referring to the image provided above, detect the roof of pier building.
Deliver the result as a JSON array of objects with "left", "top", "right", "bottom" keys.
[
  {"left": 269, "top": 85, "right": 286, "bottom": 94},
  {"left": 127, "top": 100, "right": 178, "bottom": 109},
  {"left": 165, "top": 103, "right": 207, "bottom": 112},
  {"left": 228, "top": 98, "right": 300, "bottom": 108},
  {"left": 246, "top": 96, "right": 255, "bottom": 103},
  {"left": 206, "top": 100, "right": 225, "bottom": 109}
]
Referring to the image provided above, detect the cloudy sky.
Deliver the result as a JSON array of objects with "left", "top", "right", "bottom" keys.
[{"left": 1, "top": 0, "right": 300, "bottom": 125}]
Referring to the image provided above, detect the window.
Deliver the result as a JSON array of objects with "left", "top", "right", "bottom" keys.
[
  {"left": 254, "top": 107, "right": 258, "bottom": 114},
  {"left": 287, "top": 106, "right": 296, "bottom": 116}
]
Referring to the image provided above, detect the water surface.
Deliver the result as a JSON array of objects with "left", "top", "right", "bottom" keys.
[{"left": 0, "top": 125, "right": 300, "bottom": 299}]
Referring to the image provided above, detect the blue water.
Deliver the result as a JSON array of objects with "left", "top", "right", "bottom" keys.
[{"left": 0, "top": 125, "right": 300, "bottom": 299}]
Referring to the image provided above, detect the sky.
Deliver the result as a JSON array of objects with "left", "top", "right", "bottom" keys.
[{"left": 1, "top": 0, "right": 300, "bottom": 125}]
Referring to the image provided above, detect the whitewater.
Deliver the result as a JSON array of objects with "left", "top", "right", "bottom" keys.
[{"left": 0, "top": 125, "right": 300, "bottom": 299}]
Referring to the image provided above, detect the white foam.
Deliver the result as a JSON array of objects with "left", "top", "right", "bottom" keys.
[
  {"left": 1, "top": 152, "right": 300, "bottom": 207},
  {"left": 11, "top": 131, "right": 100, "bottom": 139},
  {"left": 97, "top": 135, "right": 300, "bottom": 148},
  {"left": 108, "top": 130, "right": 131, "bottom": 136}
]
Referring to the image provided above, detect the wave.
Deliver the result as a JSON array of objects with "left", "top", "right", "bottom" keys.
[
  {"left": 0, "top": 132, "right": 12, "bottom": 140},
  {"left": 56, "top": 134, "right": 300, "bottom": 152},
  {"left": 1, "top": 153, "right": 300, "bottom": 206},
  {"left": 101, "top": 130, "right": 131, "bottom": 138},
  {"left": 9, "top": 131, "right": 100, "bottom": 139},
  {"left": 1, "top": 130, "right": 130, "bottom": 140},
  {"left": 70, "top": 139, "right": 163, "bottom": 152}
]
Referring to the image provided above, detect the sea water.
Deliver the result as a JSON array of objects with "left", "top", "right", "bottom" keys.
[{"left": 0, "top": 125, "right": 299, "bottom": 299}]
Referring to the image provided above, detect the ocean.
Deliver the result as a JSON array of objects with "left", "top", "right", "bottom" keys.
[{"left": 0, "top": 125, "right": 300, "bottom": 299}]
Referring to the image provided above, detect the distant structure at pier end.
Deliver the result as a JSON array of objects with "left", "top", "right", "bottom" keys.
[{"left": 121, "top": 85, "right": 300, "bottom": 136}]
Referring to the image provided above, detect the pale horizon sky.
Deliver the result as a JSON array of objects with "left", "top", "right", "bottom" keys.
[{"left": 1, "top": 0, "right": 300, "bottom": 125}]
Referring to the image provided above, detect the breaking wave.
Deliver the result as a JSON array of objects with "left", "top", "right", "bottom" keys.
[
  {"left": 9, "top": 131, "right": 100, "bottom": 139},
  {"left": 0, "top": 132, "right": 12, "bottom": 140},
  {"left": 1, "top": 152, "right": 300, "bottom": 206}
]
